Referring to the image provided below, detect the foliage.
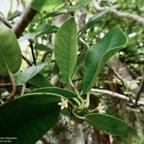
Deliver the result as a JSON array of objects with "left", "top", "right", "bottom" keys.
[
  {"left": 0, "top": 0, "right": 143, "bottom": 143},
  {"left": 0, "top": 22, "right": 21, "bottom": 76}
]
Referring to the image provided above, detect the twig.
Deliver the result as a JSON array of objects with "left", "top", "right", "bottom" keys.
[
  {"left": 106, "top": 63, "right": 127, "bottom": 89},
  {"left": 135, "top": 77, "right": 144, "bottom": 106},
  {"left": 29, "top": 39, "right": 36, "bottom": 65},
  {"left": 22, "top": 54, "right": 32, "bottom": 66},
  {"left": 41, "top": 51, "right": 49, "bottom": 62},
  {"left": 0, "top": 83, "right": 12, "bottom": 88},
  {"left": 68, "top": 0, "right": 75, "bottom": 16},
  {"left": 0, "top": 72, "right": 16, "bottom": 109},
  {"left": 0, "top": 16, "right": 12, "bottom": 28},
  {"left": 0, "top": 100, "right": 12, "bottom": 109},
  {"left": 93, "top": 0, "right": 144, "bottom": 26},
  {"left": 91, "top": 88, "right": 144, "bottom": 106},
  {"left": 79, "top": 37, "right": 90, "bottom": 48},
  {"left": 124, "top": 64, "right": 138, "bottom": 79}
]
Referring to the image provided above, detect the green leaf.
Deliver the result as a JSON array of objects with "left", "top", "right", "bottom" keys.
[
  {"left": 0, "top": 95, "right": 60, "bottom": 144},
  {"left": 15, "top": 63, "right": 47, "bottom": 86},
  {"left": 43, "top": 11, "right": 67, "bottom": 19},
  {"left": 34, "top": 44, "right": 53, "bottom": 52},
  {"left": 52, "top": 60, "right": 60, "bottom": 74},
  {"left": 0, "top": 22, "right": 22, "bottom": 76},
  {"left": 31, "top": 0, "right": 65, "bottom": 11},
  {"left": 23, "top": 92, "right": 61, "bottom": 103},
  {"left": 85, "top": 114, "right": 135, "bottom": 136},
  {"left": 37, "top": 26, "right": 58, "bottom": 37},
  {"left": 30, "top": 87, "right": 77, "bottom": 99},
  {"left": 62, "top": 0, "right": 90, "bottom": 12},
  {"left": 135, "top": 0, "right": 144, "bottom": 4},
  {"left": 54, "top": 17, "right": 78, "bottom": 82},
  {"left": 79, "top": 7, "right": 114, "bottom": 36},
  {"left": 18, "top": 33, "right": 38, "bottom": 43},
  {"left": 28, "top": 74, "right": 52, "bottom": 87},
  {"left": 82, "top": 27, "right": 127, "bottom": 93},
  {"left": 18, "top": 26, "right": 58, "bottom": 42}
]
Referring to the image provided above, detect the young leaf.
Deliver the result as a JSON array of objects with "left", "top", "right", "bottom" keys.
[
  {"left": 0, "top": 96, "right": 60, "bottom": 144},
  {"left": 85, "top": 114, "right": 135, "bottom": 136},
  {"left": 82, "top": 27, "right": 127, "bottom": 93},
  {"left": 15, "top": 63, "right": 47, "bottom": 86},
  {"left": 30, "top": 87, "right": 77, "bottom": 99},
  {"left": 0, "top": 22, "right": 22, "bottom": 76},
  {"left": 54, "top": 17, "right": 78, "bottom": 83}
]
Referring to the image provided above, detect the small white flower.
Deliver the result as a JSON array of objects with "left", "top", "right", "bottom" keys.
[
  {"left": 58, "top": 98, "right": 68, "bottom": 110},
  {"left": 97, "top": 103, "right": 105, "bottom": 114}
]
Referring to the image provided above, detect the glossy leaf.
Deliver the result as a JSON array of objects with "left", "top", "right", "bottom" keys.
[
  {"left": 30, "top": 87, "right": 77, "bottom": 99},
  {"left": 54, "top": 17, "right": 78, "bottom": 82},
  {"left": 28, "top": 74, "right": 52, "bottom": 87},
  {"left": 79, "top": 7, "right": 114, "bottom": 36},
  {"left": 85, "top": 113, "right": 135, "bottom": 136},
  {"left": 82, "top": 27, "right": 127, "bottom": 93},
  {"left": 31, "top": 0, "right": 65, "bottom": 11},
  {"left": 0, "top": 22, "right": 22, "bottom": 76},
  {"left": 15, "top": 63, "right": 47, "bottom": 86},
  {"left": 0, "top": 95, "right": 60, "bottom": 144}
]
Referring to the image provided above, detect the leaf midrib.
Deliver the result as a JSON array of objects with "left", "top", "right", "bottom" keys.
[
  {"left": 86, "top": 115, "right": 130, "bottom": 135},
  {"left": 85, "top": 28, "right": 126, "bottom": 92}
]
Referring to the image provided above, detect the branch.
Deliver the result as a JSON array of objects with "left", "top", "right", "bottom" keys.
[
  {"left": 0, "top": 83, "right": 12, "bottom": 88},
  {"left": 93, "top": 0, "right": 144, "bottom": 26},
  {"left": 106, "top": 63, "right": 127, "bottom": 90},
  {"left": 22, "top": 54, "right": 32, "bottom": 66},
  {"left": 12, "top": 3, "right": 37, "bottom": 38},
  {"left": 135, "top": 77, "right": 144, "bottom": 105},
  {"left": 29, "top": 39, "right": 36, "bottom": 65},
  {"left": 41, "top": 51, "right": 49, "bottom": 62},
  {"left": 0, "top": 16, "right": 12, "bottom": 28},
  {"left": 91, "top": 88, "right": 144, "bottom": 106}
]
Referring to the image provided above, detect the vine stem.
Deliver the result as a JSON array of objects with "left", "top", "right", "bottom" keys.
[
  {"left": 0, "top": 48, "right": 16, "bottom": 98},
  {"left": 72, "top": 98, "right": 81, "bottom": 107},
  {"left": 20, "top": 84, "right": 26, "bottom": 96},
  {"left": 84, "top": 93, "right": 90, "bottom": 108},
  {"left": 8, "top": 71, "right": 16, "bottom": 98},
  {"left": 69, "top": 78, "right": 85, "bottom": 110},
  {"left": 0, "top": 71, "right": 16, "bottom": 109},
  {"left": 72, "top": 108, "right": 85, "bottom": 120}
]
